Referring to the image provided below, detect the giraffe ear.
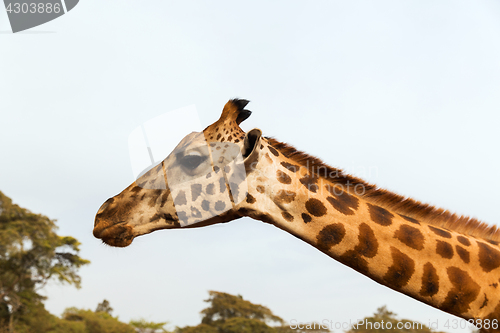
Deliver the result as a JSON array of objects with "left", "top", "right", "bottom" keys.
[{"left": 242, "top": 128, "right": 262, "bottom": 171}]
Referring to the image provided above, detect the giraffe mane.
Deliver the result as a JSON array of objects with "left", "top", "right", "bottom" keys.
[{"left": 266, "top": 137, "right": 500, "bottom": 244}]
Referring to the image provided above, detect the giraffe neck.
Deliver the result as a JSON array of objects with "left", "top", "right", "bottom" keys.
[{"left": 240, "top": 140, "right": 500, "bottom": 328}]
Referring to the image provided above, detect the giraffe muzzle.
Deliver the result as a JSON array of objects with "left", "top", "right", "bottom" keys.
[{"left": 93, "top": 220, "right": 135, "bottom": 247}]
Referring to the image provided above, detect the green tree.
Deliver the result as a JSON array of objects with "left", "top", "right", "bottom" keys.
[
  {"left": 62, "top": 307, "right": 135, "bottom": 333},
  {"left": 175, "top": 291, "right": 331, "bottom": 333},
  {"left": 345, "top": 306, "right": 446, "bottom": 333},
  {"left": 200, "top": 291, "right": 284, "bottom": 327},
  {"left": 0, "top": 191, "right": 90, "bottom": 332},
  {"left": 96, "top": 299, "right": 114, "bottom": 315},
  {"left": 218, "top": 317, "right": 276, "bottom": 333},
  {"left": 175, "top": 324, "right": 218, "bottom": 333},
  {"left": 129, "top": 318, "right": 170, "bottom": 333},
  {"left": 12, "top": 302, "right": 85, "bottom": 333}
]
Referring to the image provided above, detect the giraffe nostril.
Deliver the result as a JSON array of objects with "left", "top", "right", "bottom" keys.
[{"left": 97, "top": 198, "right": 114, "bottom": 215}]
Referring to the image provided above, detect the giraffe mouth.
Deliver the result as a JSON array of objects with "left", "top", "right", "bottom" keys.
[{"left": 93, "top": 222, "right": 135, "bottom": 247}]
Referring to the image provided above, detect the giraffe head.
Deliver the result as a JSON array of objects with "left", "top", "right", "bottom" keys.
[{"left": 93, "top": 99, "right": 265, "bottom": 247}]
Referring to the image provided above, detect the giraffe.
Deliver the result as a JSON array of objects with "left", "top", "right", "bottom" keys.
[{"left": 94, "top": 99, "right": 500, "bottom": 333}]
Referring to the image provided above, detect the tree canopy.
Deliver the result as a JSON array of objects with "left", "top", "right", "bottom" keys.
[
  {"left": 176, "top": 291, "right": 330, "bottom": 333},
  {"left": 0, "top": 191, "right": 90, "bottom": 332},
  {"left": 96, "top": 300, "right": 114, "bottom": 315},
  {"left": 200, "top": 291, "right": 284, "bottom": 327},
  {"left": 129, "top": 318, "right": 169, "bottom": 333},
  {"left": 62, "top": 307, "right": 135, "bottom": 333},
  {"left": 345, "top": 306, "right": 446, "bottom": 333}
]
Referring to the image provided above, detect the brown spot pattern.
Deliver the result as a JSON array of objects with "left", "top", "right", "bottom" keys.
[
  {"left": 191, "top": 184, "right": 202, "bottom": 201},
  {"left": 206, "top": 183, "right": 215, "bottom": 195},
  {"left": 268, "top": 146, "right": 279, "bottom": 156},
  {"left": 214, "top": 200, "right": 226, "bottom": 211},
  {"left": 177, "top": 211, "right": 187, "bottom": 221},
  {"left": 305, "top": 198, "right": 327, "bottom": 217},
  {"left": 191, "top": 206, "right": 202, "bottom": 218},
  {"left": 478, "top": 242, "right": 500, "bottom": 273},
  {"left": 398, "top": 214, "right": 420, "bottom": 224},
  {"left": 148, "top": 191, "right": 156, "bottom": 207},
  {"left": 394, "top": 224, "right": 425, "bottom": 250},
  {"left": 174, "top": 191, "right": 187, "bottom": 206},
  {"left": 281, "top": 211, "right": 294, "bottom": 222},
  {"left": 455, "top": 245, "right": 470, "bottom": 264},
  {"left": 160, "top": 192, "right": 170, "bottom": 207},
  {"left": 274, "top": 190, "right": 296, "bottom": 204},
  {"left": 457, "top": 235, "right": 471, "bottom": 246},
  {"left": 299, "top": 174, "right": 319, "bottom": 193},
  {"left": 281, "top": 161, "right": 300, "bottom": 173},
  {"left": 420, "top": 262, "right": 439, "bottom": 297},
  {"left": 149, "top": 213, "right": 161, "bottom": 223},
  {"left": 436, "top": 240, "right": 454, "bottom": 259},
  {"left": 256, "top": 185, "right": 265, "bottom": 193},
  {"left": 302, "top": 213, "right": 312, "bottom": 223},
  {"left": 441, "top": 267, "right": 480, "bottom": 315},
  {"left": 201, "top": 200, "right": 210, "bottom": 211},
  {"left": 367, "top": 203, "right": 394, "bottom": 226},
  {"left": 339, "top": 250, "right": 369, "bottom": 275},
  {"left": 131, "top": 187, "right": 142, "bottom": 193},
  {"left": 356, "top": 223, "right": 378, "bottom": 258},
  {"left": 147, "top": 190, "right": 162, "bottom": 207},
  {"left": 219, "top": 177, "right": 226, "bottom": 193},
  {"left": 277, "top": 170, "right": 292, "bottom": 184},
  {"left": 383, "top": 247, "right": 415, "bottom": 289},
  {"left": 317, "top": 223, "right": 346, "bottom": 252},
  {"left": 246, "top": 194, "right": 256, "bottom": 204},
  {"left": 428, "top": 225, "right": 452, "bottom": 238},
  {"left": 325, "top": 186, "right": 359, "bottom": 215}
]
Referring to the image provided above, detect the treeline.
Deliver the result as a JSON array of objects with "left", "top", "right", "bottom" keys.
[
  {"left": 0, "top": 191, "right": 463, "bottom": 332},
  {"left": 0, "top": 190, "right": 90, "bottom": 332},
  {"left": 0, "top": 191, "right": 166, "bottom": 333}
]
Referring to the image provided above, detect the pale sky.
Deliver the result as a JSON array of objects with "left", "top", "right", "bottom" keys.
[{"left": 1, "top": 1, "right": 500, "bottom": 332}]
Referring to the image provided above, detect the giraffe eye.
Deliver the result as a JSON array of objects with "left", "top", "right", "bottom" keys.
[{"left": 181, "top": 154, "right": 207, "bottom": 170}]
